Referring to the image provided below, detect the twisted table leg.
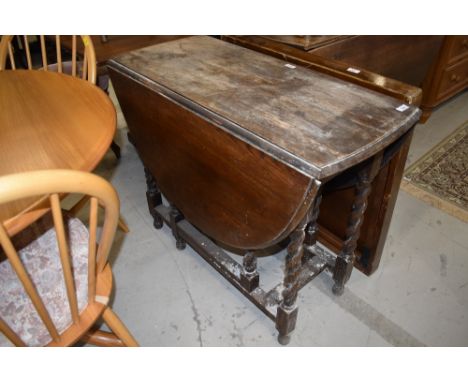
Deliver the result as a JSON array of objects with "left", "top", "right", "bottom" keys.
[
  {"left": 276, "top": 214, "right": 310, "bottom": 345},
  {"left": 303, "top": 190, "right": 322, "bottom": 263},
  {"left": 144, "top": 167, "right": 163, "bottom": 229},
  {"left": 332, "top": 155, "right": 382, "bottom": 296}
]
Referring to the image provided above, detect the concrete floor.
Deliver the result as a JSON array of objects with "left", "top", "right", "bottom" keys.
[{"left": 96, "top": 89, "right": 468, "bottom": 346}]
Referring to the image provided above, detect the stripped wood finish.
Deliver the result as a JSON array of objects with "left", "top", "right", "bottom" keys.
[
  {"left": 221, "top": 35, "right": 424, "bottom": 276},
  {"left": 221, "top": 35, "right": 423, "bottom": 106},
  {"left": 110, "top": 36, "right": 420, "bottom": 179}
]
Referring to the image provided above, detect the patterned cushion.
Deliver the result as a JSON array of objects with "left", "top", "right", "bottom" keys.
[{"left": 0, "top": 212, "right": 89, "bottom": 346}]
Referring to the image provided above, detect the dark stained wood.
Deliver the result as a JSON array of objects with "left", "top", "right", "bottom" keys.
[
  {"left": 311, "top": 35, "right": 444, "bottom": 86},
  {"left": 222, "top": 35, "right": 422, "bottom": 276},
  {"left": 263, "top": 35, "right": 350, "bottom": 51},
  {"left": 227, "top": 35, "right": 465, "bottom": 124},
  {"left": 420, "top": 36, "right": 468, "bottom": 121},
  {"left": 144, "top": 167, "right": 164, "bottom": 229},
  {"left": 169, "top": 204, "right": 186, "bottom": 250},
  {"left": 151, "top": 202, "right": 329, "bottom": 342},
  {"left": 109, "top": 67, "right": 318, "bottom": 249},
  {"left": 277, "top": 209, "right": 312, "bottom": 345},
  {"left": 364, "top": 129, "right": 414, "bottom": 273},
  {"left": 111, "top": 36, "right": 420, "bottom": 179},
  {"left": 303, "top": 191, "right": 322, "bottom": 263},
  {"left": 240, "top": 251, "right": 260, "bottom": 292},
  {"left": 108, "top": 36, "right": 420, "bottom": 342},
  {"left": 332, "top": 153, "right": 383, "bottom": 296},
  {"left": 221, "top": 35, "right": 423, "bottom": 106},
  {"left": 318, "top": 130, "right": 413, "bottom": 275}
]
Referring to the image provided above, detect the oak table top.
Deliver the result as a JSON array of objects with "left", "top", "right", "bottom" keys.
[
  {"left": 110, "top": 35, "right": 421, "bottom": 179},
  {"left": 0, "top": 70, "right": 116, "bottom": 234}
]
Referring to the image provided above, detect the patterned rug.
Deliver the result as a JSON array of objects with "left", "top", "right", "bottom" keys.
[{"left": 401, "top": 121, "right": 468, "bottom": 222}]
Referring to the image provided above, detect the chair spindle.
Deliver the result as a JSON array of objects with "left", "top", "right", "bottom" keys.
[
  {"left": 7, "top": 42, "right": 16, "bottom": 70},
  {"left": 82, "top": 50, "right": 88, "bottom": 80},
  {"left": 39, "top": 35, "right": 47, "bottom": 70},
  {"left": 50, "top": 194, "right": 79, "bottom": 324},
  {"left": 55, "top": 35, "right": 62, "bottom": 73},
  {"left": 71, "top": 35, "right": 77, "bottom": 77},
  {"left": 88, "top": 197, "right": 98, "bottom": 302},
  {"left": 23, "top": 36, "right": 32, "bottom": 70}
]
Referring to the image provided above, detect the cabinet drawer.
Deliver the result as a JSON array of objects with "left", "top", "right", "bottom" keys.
[
  {"left": 447, "top": 36, "right": 468, "bottom": 65},
  {"left": 437, "top": 58, "right": 468, "bottom": 101}
]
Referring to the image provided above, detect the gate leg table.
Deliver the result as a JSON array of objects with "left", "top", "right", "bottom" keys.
[{"left": 108, "top": 36, "right": 421, "bottom": 344}]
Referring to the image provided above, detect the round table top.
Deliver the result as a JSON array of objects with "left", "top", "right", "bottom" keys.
[{"left": 0, "top": 70, "right": 116, "bottom": 233}]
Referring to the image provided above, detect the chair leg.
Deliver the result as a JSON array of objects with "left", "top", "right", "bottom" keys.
[
  {"left": 82, "top": 328, "right": 124, "bottom": 347},
  {"left": 117, "top": 216, "right": 130, "bottom": 233},
  {"left": 110, "top": 140, "right": 121, "bottom": 160},
  {"left": 68, "top": 198, "right": 130, "bottom": 234},
  {"left": 101, "top": 307, "right": 138, "bottom": 347}
]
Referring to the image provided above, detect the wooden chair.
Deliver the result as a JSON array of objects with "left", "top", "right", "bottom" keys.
[
  {"left": 0, "top": 35, "right": 128, "bottom": 233},
  {"left": 0, "top": 35, "right": 97, "bottom": 83},
  {"left": 0, "top": 169, "right": 138, "bottom": 346}
]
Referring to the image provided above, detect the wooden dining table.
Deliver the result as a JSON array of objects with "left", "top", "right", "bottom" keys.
[
  {"left": 0, "top": 70, "right": 116, "bottom": 235},
  {"left": 108, "top": 36, "right": 421, "bottom": 344}
]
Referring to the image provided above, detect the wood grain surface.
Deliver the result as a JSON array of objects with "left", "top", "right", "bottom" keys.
[
  {"left": 110, "top": 36, "right": 420, "bottom": 179},
  {"left": 262, "top": 35, "right": 350, "bottom": 51},
  {"left": 0, "top": 70, "right": 116, "bottom": 229},
  {"left": 110, "top": 69, "right": 319, "bottom": 249},
  {"left": 221, "top": 35, "right": 423, "bottom": 107}
]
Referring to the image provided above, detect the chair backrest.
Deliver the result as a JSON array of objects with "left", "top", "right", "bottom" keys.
[
  {"left": 0, "top": 170, "right": 119, "bottom": 346},
  {"left": 0, "top": 35, "right": 97, "bottom": 84}
]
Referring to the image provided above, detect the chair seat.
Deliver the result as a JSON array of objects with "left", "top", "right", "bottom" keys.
[{"left": 0, "top": 213, "right": 89, "bottom": 346}]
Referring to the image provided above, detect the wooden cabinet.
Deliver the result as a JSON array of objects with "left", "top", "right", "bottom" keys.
[
  {"left": 241, "top": 35, "right": 467, "bottom": 123},
  {"left": 308, "top": 35, "right": 443, "bottom": 87},
  {"left": 421, "top": 36, "right": 468, "bottom": 121}
]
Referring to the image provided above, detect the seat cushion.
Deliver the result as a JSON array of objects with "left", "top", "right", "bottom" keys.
[{"left": 0, "top": 212, "right": 89, "bottom": 346}]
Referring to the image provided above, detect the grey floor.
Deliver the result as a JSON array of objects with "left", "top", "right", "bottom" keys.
[{"left": 97, "top": 88, "right": 468, "bottom": 346}]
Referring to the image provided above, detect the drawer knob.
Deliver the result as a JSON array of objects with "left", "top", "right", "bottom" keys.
[{"left": 450, "top": 74, "right": 461, "bottom": 82}]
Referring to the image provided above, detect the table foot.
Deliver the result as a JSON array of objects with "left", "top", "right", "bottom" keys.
[
  {"left": 277, "top": 334, "right": 291, "bottom": 346},
  {"left": 176, "top": 239, "right": 186, "bottom": 251},
  {"left": 153, "top": 216, "right": 163, "bottom": 230},
  {"left": 144, "top": 167, "right": 164, "bottom": 230},
  {"left": 170, "top": 205, "right": 186, "bottom": 250},
  {"left": 276, "top": 305, "right": 298, "bottom": 346},
  {"left": 332, "top": 283, "right": 345, "bottom": 296}
]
